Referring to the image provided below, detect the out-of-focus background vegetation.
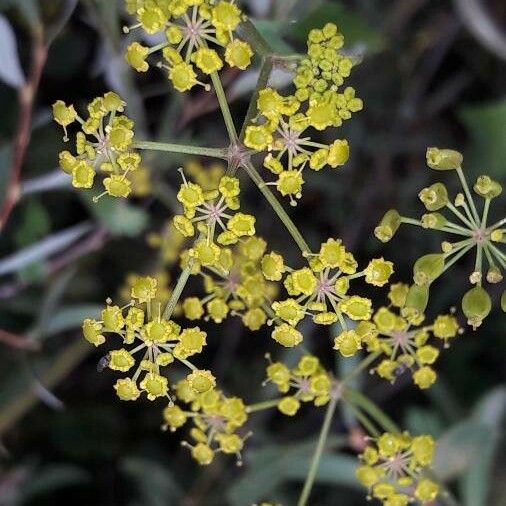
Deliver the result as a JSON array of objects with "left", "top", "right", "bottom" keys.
[{"left": 0, "top": 0, "right": 504, "bottom": 504}]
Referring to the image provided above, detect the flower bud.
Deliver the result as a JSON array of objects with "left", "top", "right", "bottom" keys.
[
  {"left": 426, "top": 147, "right": 463, "bottom": 171},
  {"left": 473, "top": 175, "right": 502, "bottom": 199},
  {"left": 421, "top": 212, "right": 447, "bottom": 230},
  {"left": 413, "top": 254, "right": 445, "bottom": 286},
  {"left": 374, "top": 209, "right": 401, "bottom": 243},
  {"left": 419, "top": 183, "right": 448, "bottom": 211},
  {"left": 462, "top": 286, "right": 491, "bottom": 329},
  {"left": 401, "top": 284, "right": 429, "bottom": 320},
  {"left": 486, "top": 266, "right": 503, "bottom": 284}
]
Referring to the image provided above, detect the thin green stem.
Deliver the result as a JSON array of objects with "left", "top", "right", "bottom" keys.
[
  {"left": 177, "top": 357, "right": 197, "bottom": 371},
  {"left": 445, "top": 202, "right": 475, "bottom": 230},
  {"left": 489, "top": 217, "right": 506, "bottom": 230},
  {"left": 237, "top": 19, "right": 273, "bottom": 58},
  {"left": 456, "top": 167, "right": 480, "bottom": 225},
  {"left": 400, "top": 217, "right": 471, "bottom": 237},
  {"left": 341, "top": 351, "right": 381, "bottom": 386},
  {"left": 163, "top": 261, "right": 193, "bottom": 319},
  {"left": 132, "top": 140, "right": 227, "bottom": 159},
  {"left": 441, "top": 243, "right": 474, "bottom": 274},
  {"left": 481, "top": 198, "right": 490, "bottom": 228},
  {"left": 210, "top": 71, "right": 238, "bottom": 142},
  {"left": 296, "top": 395, "right": 339, "bottom": 506},
  {"left": 246, "top": 398, "right": 280, "bottom": 413},
  {"left": 344, "top": 388, "right": 399, "bottom": 433},
  {"left": 344, "top": 401, "right": 380, "bottom": 437},
  {"left": 239, "top": 56, "right": 274, "bottom": 140},
  {"left": 243, "top": 161, "right": 311, "bottom": 254}
]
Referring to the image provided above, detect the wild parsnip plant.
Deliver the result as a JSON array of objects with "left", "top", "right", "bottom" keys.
[{"left": 51, "top": 1, "right": 505, "bottom": 505}]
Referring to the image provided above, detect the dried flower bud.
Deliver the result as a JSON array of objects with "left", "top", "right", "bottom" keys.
[
  {"left": 486, "top": 266, "right": 502, "bottom": 284},
  {"left": 421, "top": 212, "right": 447, "bottom": 230},
  {"left": 473, "top": 175, "right": 502, "bottom": 199},
  {"left": 426, "top": 147, "right": 463, "bottom": 171},
  {"left": 462, "top": 286, "right": 491, "bottom": 329},
  {"left": 419, "top": 183, "right": 448, "bottom": 211},
  {"left": 374, "top": 209, "right": 401, "bottom": 243},
  {"left": 413, "top": 254, "right": 445, "bottom": 286}
]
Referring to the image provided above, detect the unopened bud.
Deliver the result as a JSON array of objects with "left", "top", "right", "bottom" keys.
[
  {"left": 462, "top": 286, "right": 491, "bottom": 330},
  {"left": 486, "top": 266, "right": 503, "bottom": 284},
  {"left": 374, "top": 209, "right": 401, "bottom": 243},
  {"left": 419, "top": 183, "right": 448, "bottom": 211},
  {"left": 421, "top": 213, "right": 447, "bottom": 230},
  {"left": 401, "top": 284, "right": 429, "bottom": 320},
  {"left": 474, "top": 176, "right": 502, "bottom": 199},
  {"left": 426, "top": 147, "right": 463, "bottom": 171},
  {"left": 413, "top": 254, "right": 445, "bottom": 286}
]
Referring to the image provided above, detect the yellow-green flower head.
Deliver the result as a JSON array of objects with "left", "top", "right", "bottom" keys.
[
  {"left": 364, "top": 258, "right": 394, "bottom": 287},
  {"left": 271, "top": 323, "right": 303, "bottom": 347},
  {"left": 53, "top": 92, "right": 140, "bottom": 199},
  {"left": 377, "top": 148, "right": 504, "bottom": 327},
  {"left": 123, "top": 0, "right": 253, "bottom": 92},
  {"left": 278, "top": 396, "right": 300, "bottom": 416},
  {"left": 186, "top": 369, "right": 216, "bottom": 394},
  {"left": 366, "top": 304, "right": 458, "bottom": 390},
  {"left": 333, "top": 329, "right": 361, "bottom": 357},
  {"left": 356, "top": 431, "right": 438, "bottom": 505}
]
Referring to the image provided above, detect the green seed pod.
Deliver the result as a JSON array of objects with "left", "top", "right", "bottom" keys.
[
  {"left": 419, "top": 183, "right": 449, "bottom": 211},
  {"left": 462, "top": 286, "right": 491, "bottom": 329},
  {"left": 374, "top": 209, "right": 401, "bottom": 243},
  {"left": 401, "top": 284, "right": 429, "bottom": 320},
  {"left": 413, "top": 253, "right": 445, "bottom": 286},
  {"left": 426, "top": 147, "right": 463, "bottom": 171},
  {"left": 473, "top": 175, "right": 503, "bottom": 199},
  {"left": 421, "top": 212, "right": 447, "bottom": 230}
]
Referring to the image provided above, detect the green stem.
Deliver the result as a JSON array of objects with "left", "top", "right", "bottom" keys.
[
  {"left": 489, "top": 217, "right": 506, "bottom": 230},
  {"left": 341, "top": 351, "right": 381, "bottom": 386},
  {"left": 481, "top": 198, "right": 490, "bottom": 228},
  {"left": 178, "top": 357, "right": 197, "bottom": 371},
  {"left": 344, "top": 388, "right": 399, "bottom": 433},
  {"left": 445, "top": 202, "right": 475, "bottom": 230},
  {"left": 441, "top": 243, "right": 475, "bottom": 275},
  {"left": 237, "top": 19, "right": 273, "bottom": 58},
  {"left": 246, "top": 398, "right": 280, "bottom": 413},
  {"left": 132, "top": 141, "right": 227, "bottom": 159},
  {"left": 163, "top": 261, "right": 193, "bottom": 319},
  {"left": 456, "top": 167, "right": 480, "bottom": 225},
  {"left": 210, "top": 71, "right": 238, "bottom": 142},
  {"left": 296, "top": 395, "right": 339, "bottom": 506},
  {"left": 239, "top": 56, "right": 274, "bottom": 140},
  {"left": 345, "top": 401, "right": 380, "bottom": 437},
  {"left": 243, "top": 161, "right": 311, "bottom": 254}
]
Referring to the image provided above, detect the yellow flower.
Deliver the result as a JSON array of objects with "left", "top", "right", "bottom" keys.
[
  {"left": 186, "top": 370, "right": 216, "bottom": 394},
  {"left": 125, "top": 42, "right": 149, "bottom": 72},
  {"left": 244, "top": 125, "right": 273, "bottom": 151},
  {"left": 114, "top": 378, "right": 140, "bottom": 401},
  {"left": 109, "top": 349, "right": 135, "bottom": 372},
  {"left": 339, "top": 296, "right": 372, "bottom": 320},
  {"left": 225, "top": 40, "right": 253, "bottom": 69},
  {"left": 364, "top": 258, "right": 394, "bottom": 287},
  {"left": 169, "top": 62, "right": 199, "bottom": 92},
  {"left": 271, "top": 323, "right": 303, "bottom": 347},
  {"left": 278, "top": 396, "right": 300, "bottom": 416},
  {"left": 103, "top": 175, "right": 131, "bottom": 198},
  {"left": 192, "top": 47, "right": 223, "bottom": 74},
  {"left": 82, "top": 319, "right": 105, "bottom": 346},
  {"left": 131, "top": 276, "right": 157, "bottom": 303},
  {"left": 140, "top": 372, "right": 169, "bottom": 400},
  {"left": 333, "top": 329, "right": 361, "bottom": 357}
]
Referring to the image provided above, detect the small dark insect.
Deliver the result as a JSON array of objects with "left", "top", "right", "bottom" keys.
[{"left": 97, "top": 354, "right": 110, "bottom": 373}]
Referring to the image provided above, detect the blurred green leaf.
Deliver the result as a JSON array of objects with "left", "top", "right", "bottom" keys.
[
  {"left": 405, "top": 406, "right": 443, "bottom": 437},
  {"left": 459, "top": 99, "right": 506, "bottom": 178},
  {"left": 42, "top": 304, "right": 102, "bottom": 337},
  {"left": 20, "top": 464, "right": 90, "bottom": 501},
  {"left": 228, "top": 436, "right": 346, "bottom": 505},
  {"left": 81, "top": 193, "right": 148, "bottom": 237},
  {"left": 121, "top": 457, "right": 183, "bottom": 506},
  {"left": 0, "top": 14, "right": 26, "bottom": 88},
  {"left": 289, "top": 2, "right": 384, "bottom": 52},
  {"left": 461, "top": 387, "right": 505, "bottom": 506},
  {"left": 0, "top": 222, "right": 92, "bottom": 276},
  {"left": 252, "top": 19, "right": 295, "bottom": 55},
  {"left": 14, "top": 199, "right": 51, "bottom": 248}
]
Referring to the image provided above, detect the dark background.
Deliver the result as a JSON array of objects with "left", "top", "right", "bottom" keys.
[{"left": 0, "top": 0, "right": 504, "bottom": 505}]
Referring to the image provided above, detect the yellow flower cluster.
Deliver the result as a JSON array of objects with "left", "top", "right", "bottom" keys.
[
  {"left": 181, "top": 236, "right": 276, "bottom": 330},
  {"left": 375, "top": 147, "right": 505, "bottom": 329},
  {"left": 173, "top": 170, "right": 256, "bottom": 248},
  {"left": 264, "top": 355, "right": 338, "bottom": 416},
  {"left": 124, "top": 0, "right": 253, "bottom": 92},
  {"left": 82, "top": 276, "right": 208, "bottom": 401},
  {"left": 358, "top": 283, "right": 461, "bottom": 390},
  {"left": 53, "top": 92, "right": 140, "bottom": 198},
  {"left": 356, "top": 432, "right": 439, "bottom": 505},
  {"left": 163, "top": 380, "right": 249, "bottom": 465},
  {"left": 261, "top": 239, "right": 393, "bottom": 347},
  {"left": 244, "top": 24, "right": 362, "bottom": 203}
]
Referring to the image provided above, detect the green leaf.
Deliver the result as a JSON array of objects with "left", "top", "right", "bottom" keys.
[
  {"left": 14, "top": 199, "right": 51, "bottom": 248},
  {"left": 120, "top": 457, "right": 183, "bottom": 506},
  {"left": 461, "top": 387, "right": 505, "bottom": 506},
  {"left": 289, "top": 2, "right": 384, "bottom": 52},
  {"left": 228, "top": 436, "right": 346, "bottom": 505},
  {"left": 81, "top": 192, "right": 148, "bottom": 237},
  {"left": 459, "top": 99, "right": 506, "bottom": 178},
  {"left": 252, "top": 19, "right": 295, "bottom": 55},
  {"left": 20, "top": 464, "right": 90, "bottom": 501},
  {"left": 42, "top": 304, "right": 102, "bottom": 337}
]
